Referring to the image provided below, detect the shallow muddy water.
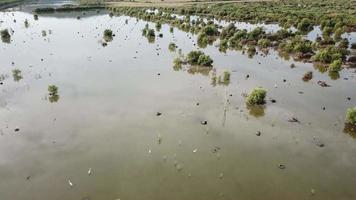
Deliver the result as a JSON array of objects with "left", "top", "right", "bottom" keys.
[{"left": 1, "top": 9, "right": 356, "bottom": 200}]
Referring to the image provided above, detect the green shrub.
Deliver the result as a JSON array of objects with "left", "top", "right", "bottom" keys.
[
  {"left": 328, "top": 59, "right": 342, "bottom": 72},
  {"left": 246, "top": 87, "right": 267, "bottom": 105},
  {"left": 12, "top": 69, "right": 22, "bottom": 82},
  {"left": 186, "top": 51, "right": 213, "bottom": 67},
  {"left": 147, "top": 29, "right": 155, "bottom": 37},
  {"left": 104, "top": 29, "right": 113, "bottom": 38},
  {"left": 258, "top": 38, "right": 270, "bottom": 48},
  {"left": 201, "top": 25, "right": 219, "bottom": 36},
  {"left": 314, "top": 46, "right": 349, "bottom": 63},
  {"left": 48, "top": 85, "right": 58, "bottom": 95},
  {"left": 1, "top": 29, "right": 11, "bottom": 43},
  {"left": 346, "top": 106, "right": 356, "bottom": 124},
  {"left": 168, "top": 42, "right": 176, "bottom": 51},
  {"left": 297, "top": 18, "right": 313, "bottom": 32},
  {"left": 197, "top": 54, "right": 213, "bottom": 66}
]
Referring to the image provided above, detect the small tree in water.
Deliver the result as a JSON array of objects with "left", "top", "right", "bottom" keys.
[
  {"left": 346, "top": 106, "right": 356, "bottom": 124},
  {"left": 246, "top": 87, "right": 267, "bottom": 105},
  {"left": 1, "top": 29, "right": 11, "bottom": 43}
]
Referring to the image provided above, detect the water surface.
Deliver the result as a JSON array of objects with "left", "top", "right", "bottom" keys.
[{"left": 0, "top": 10, "right": 356, "bottom": 200}]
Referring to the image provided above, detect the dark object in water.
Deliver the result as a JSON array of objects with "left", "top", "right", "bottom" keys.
[
  {"left": 288, "top": 117, "right": 300, "bottom": 123},
  {"left": 313, "top": 137, "right": 325, "bottom": 147},
  {"left": 302, "top": 71, "right": 313, "bottom": 82},
  {"left": 256, "top": 131, "right": 261, "bottom": 136},
  {"left": 290, "top": 63, "right": 296, "bottom": 68},
  {"left": 270, "top": 98, "right": 277, "bottom": 103},
  {"left": 317, "top": 81, "right": 330, "bottom": 87},
  {"left": 156, "top": 112, "right": 162, "bottom": 116},
  {"left": 278, "top": 164, "right": 286, "bottom": 169},
  {"left": 212, "top": 146, "right": 221, "bottom": 153},
  {"left": 245, "top": 74, "right": 249, "bottom": 79},
  {"left": 201, "top": 120, "right": 208, "bottom": 125}
]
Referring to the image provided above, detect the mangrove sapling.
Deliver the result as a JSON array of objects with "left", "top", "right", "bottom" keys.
[
  {"left": 186, "top": 51, "right": 213, "bottom": 67},
  {"left": 147, "top": 29, "right": 155, "bottom": 37},
  {"left": 302, "top": 71, "right": 313, "bottom": 82},
  {"left": 155, "top": 22, "right": 162, "bottom": 31},
  {"left": 328, "top": 59, "right": 342, "bottom": 72},
  {"left": 12, "top": 69, "right": 22, "bottom": 82},
  {"left": 246, "top": 87, "right": 267, "bottom": 105},
  {"left": 221, "top": 71, "right": 231, "bottom": 85},
  {"left": 103, "top": 29, "right": 113, "bottom": 42},
  {"left": 173, "top": 58, "right": 183, "bottom": 71},
  {"left": 48, "top": 85, "right": 59, "bottom": 103},
  {"left": 345, "top": 106, "right": 356, "bottom": 136},
  {"left": 1, "top": 29, "right": 11, "bottom": 43},
  {"left": 297, "top": 18, "right": 313, "bottom": 33},
  {"left": 346, "top": 106, "right": 356, "bottom": 124},
  {"left": 24, "top": 19, "right": 29, "bottom": 28},
  {"left": 257, "top": 38, "right": 271, "bottom": 48},
  {"left": 168, "top": 42, "right": 177, "bottom": 51}
]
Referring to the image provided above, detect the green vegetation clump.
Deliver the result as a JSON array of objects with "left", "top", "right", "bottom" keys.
[
  {"left": 246, "top": 87, "right": 267, "bottom": 105},
  {"left": 186, "top": 51, "right": 213, "bottom": 67},
  {"left": 173, "top": 57, "right": 183, "bottom": 71},
  {"left": 257, "top": 38, "right": 270, "bottom": 48},
  {"left": 48, "top": 85, "right": 59, "bottom": 103},
  {"left": 302, "top": 71, "right": 313, "bottom": 81},
  {"left": 103, "top": 29, "right": 113, "bottom": 42},
  {"left": 297, "top": 18, "right": 313, "bottom": 33},
  {"left": 1, "top": 29, "right": 11, "bottom": 43},
  {"left": 314, "top": 46, "right": 349, "bottom": 63},
  {"left": 328, "top": 59, "right": 342, "bottom": 72},
  {"left": 346, "top": 106, "right": 356, "bottom": 124},
  {"left": 168, "top": 42, "right": 176, "bottom": 51},
  {"left": 48, "top": 85, "right": 58, "bottom": 95},
  {"left": 104, "top": 29, "right": 113, "bottom": 37},
  {"left": 12, "top": 69, "right": 22, "bottom": 82},
  {"left": 200, "top": 25, "right": 219, "bottom": 36},
  {"left": 147, "top": 29, "right": 155, "bottom": 37}
]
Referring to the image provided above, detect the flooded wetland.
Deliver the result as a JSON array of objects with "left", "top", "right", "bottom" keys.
[{"left": 1, "top": 0, "right": 356, "bottom": 199}]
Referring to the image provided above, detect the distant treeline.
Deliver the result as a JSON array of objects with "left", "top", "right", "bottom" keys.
[{"left": 34, "top": 5, "right": 106, "bottom": 13}]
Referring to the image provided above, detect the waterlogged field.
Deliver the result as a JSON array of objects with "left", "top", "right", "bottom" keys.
[{"left": 0, "top": 9, "right": 356, "bottom": 200}]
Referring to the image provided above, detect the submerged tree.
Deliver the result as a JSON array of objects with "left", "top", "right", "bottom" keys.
[
  {"left": 48, "top": 85, "right": 59, "bottom": 103},
  {"left": 186, "top": 51, "right": 213, "bottom": 67},
  {"left": 12, "top": 69, "right": 22, "bottom": 82},
  {"left": 1, "top": 29, "right": 11, "bottom": 43},
  {"left": 246, "top": 87, "right": 267, "bottom": 105},
  {"left": 103, "top": 29, "right": 113, "bottom": 42}
]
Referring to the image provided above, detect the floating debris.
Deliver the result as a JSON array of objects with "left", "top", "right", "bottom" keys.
[
  {"left": 312, "top": 137, "right": 325, "bottom": 147},
  {"left": 256, "top": 131, "right": 261, "bottom": 136},
  {"left": 88, "top": 168, "right": 92, "bottom": 176},
  {"left": 193, "top": 149, "right": 198, "bottom": 153},
  {"left": 68, "top": 179, "right": 74, "bottom": 187},
  {"left": 156, "top": 112, "right": 162, "bottom": 116},
  {"left": 317, "top": 81, "right": 330, "bottom": 87},
  {"left": 201, "top": 120, "right": 207, "bottom": 125},
  {"left": 288, "top": 117, "right": 300, "bottom": 123},
  {"left": 278, "top": 164, "right": 286, "bottom": 169},
  {"left": 219, "top": 173, "right": 224, "bottom": 179}
]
